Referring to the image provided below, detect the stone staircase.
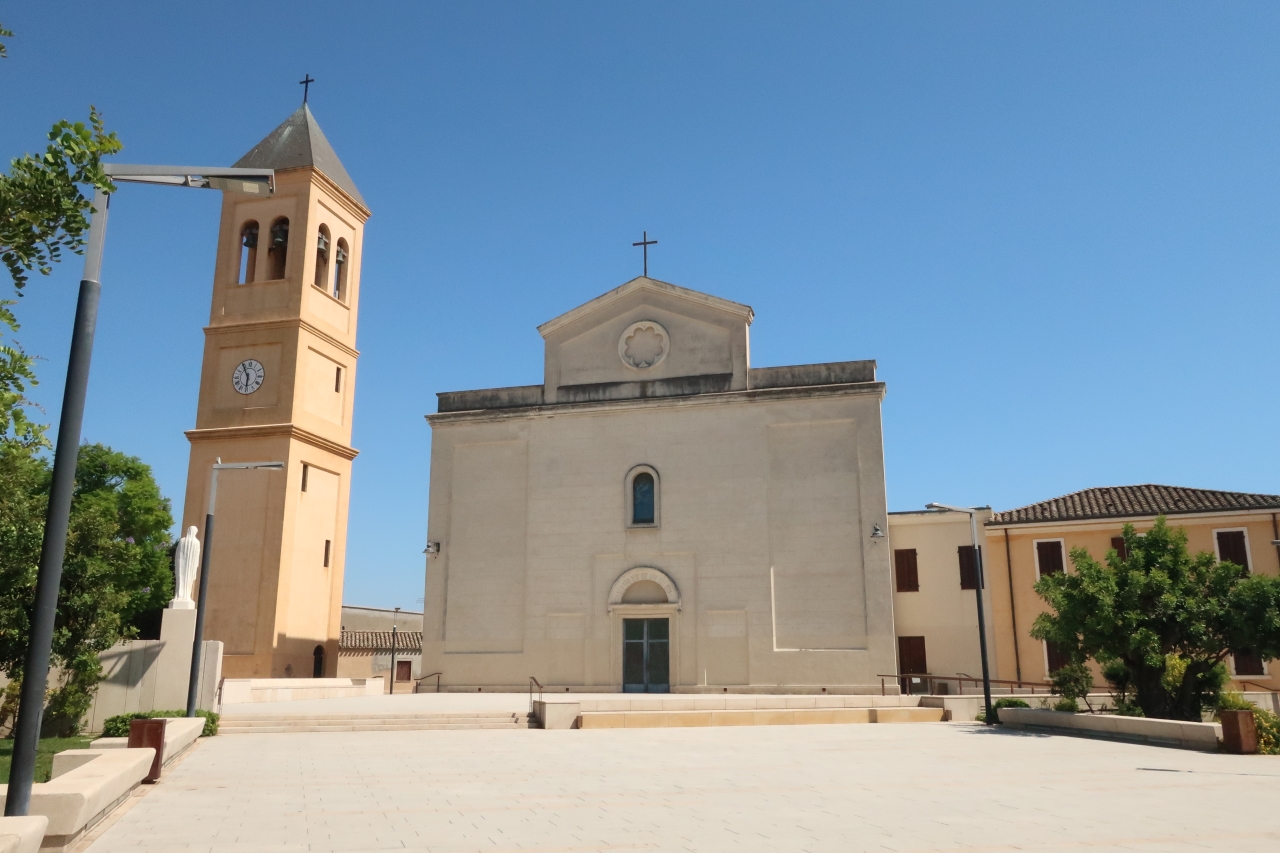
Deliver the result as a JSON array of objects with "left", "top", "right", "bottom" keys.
[{"left": 219, "top": 710, "right": 533, "bottom": 734}]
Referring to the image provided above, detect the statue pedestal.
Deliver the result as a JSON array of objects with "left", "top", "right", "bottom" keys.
[{"left": 153, "top": 608, "right": 197, "bottom": 710}]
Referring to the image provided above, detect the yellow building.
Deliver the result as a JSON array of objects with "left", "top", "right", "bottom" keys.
[
  {"left": 984, "top": 485, "right": 1280, "bottom": 691},
  {"left": 180, "top": 103, "right": 369, "bottom": 679}
]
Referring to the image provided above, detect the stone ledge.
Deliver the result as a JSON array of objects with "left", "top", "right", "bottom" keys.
[
  {"left": 999, "top": 708, "right": 1222, "bottom": 751},
  {"left": 221, "top": 677, "right": 384, "bottom": 704},
  {"left": 0, "top": 816, "right": 47, "bottom": 853},
  {"left": 577, "top": 706, "right": 945, "bottom": 729},
  {"left": 0, "top": 748, "right": 154, "bottom": 852},
  {"left": 85, "top": 717, "right": 204, "bottom": 770}
]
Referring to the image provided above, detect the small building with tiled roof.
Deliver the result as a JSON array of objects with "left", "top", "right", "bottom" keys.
[
  {"left": 982, "top": 484, "right": 1280, "bottom": 693},
  {"left": 335, "top": 606, "right": 424, "bottom": 693}
]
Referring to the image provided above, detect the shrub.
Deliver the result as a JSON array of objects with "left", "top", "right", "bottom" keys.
[
  {"left": 1053, "top": 698, "right": 1079, "bottom": 713},
  {"left": 101, "top": 709, "right": 218, "bottom": 738},
  {"left": 1214, "top": 693, "right": 1280, "bottom": 755},
  {"left": 977, "top": 697, "right": 1030, "bottom": 724}
]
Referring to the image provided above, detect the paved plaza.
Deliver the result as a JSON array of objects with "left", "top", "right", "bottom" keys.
[{"left": 87, "top": 720, "right": 1280, "bottom": 853}]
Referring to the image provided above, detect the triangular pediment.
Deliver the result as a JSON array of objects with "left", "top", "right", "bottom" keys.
[
  {"left": 539, "top": 277, "right": 754, "bottom": 404},
  {"left": 537, "top": 277, "right": 753, "bottom": 338}
]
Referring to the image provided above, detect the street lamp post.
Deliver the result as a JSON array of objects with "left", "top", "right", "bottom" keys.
[
  {"left": 3, "top": 165, "right": 273, "bottom": 818},
  {"left": 187, "top": 459, "right": 284, "bottom": 716},
  {"left": 389, "top": 607, "right": 401, "bottom": 695},
  {"left": 926, "top": 502, "right": 995, "bottom": 726}
]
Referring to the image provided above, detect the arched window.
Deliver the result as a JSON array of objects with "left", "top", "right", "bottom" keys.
[
  {"left": 626, "top": 465, "right": 660, "bottom": 527},
  {"left": 239, "top": 221, "right": 259, "bottom": 284},
  {"left": 313, "top": 225, "right": 331, "bottom": 289},
  {"left": 333, "top": 238, "right": 349, "bottom": 301},
  {"left": 268, "top": 217, "right": 289, "bottom": 280},
  {"left": 312, "top": 644, "right": 325, "bottom": 678}
]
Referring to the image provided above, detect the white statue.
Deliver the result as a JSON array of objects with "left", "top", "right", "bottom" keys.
[{"left": 171, "top": 526, "right": 201, "bottom": 609}]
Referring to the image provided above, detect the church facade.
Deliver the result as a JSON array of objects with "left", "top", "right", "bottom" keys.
[{"left": 422, "top": 277, "right": 897, "bottom": 691}]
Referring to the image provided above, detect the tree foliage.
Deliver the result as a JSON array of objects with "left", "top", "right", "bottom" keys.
[
  {"left": 0, "top": 107, "right": 121, "bottom": 291},
  {"left": 0, "top": 444, "right": 174, "bottom": 736},
  {"left": 1031, "top": 517, "right": 1280, "bottom": 721}
]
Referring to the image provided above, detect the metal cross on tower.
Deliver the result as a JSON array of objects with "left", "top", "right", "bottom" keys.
[
  {"left": 632, "top": 231, "right": 657, "bottom": 277},
  {"left": 300, "top": 74, "right": 315, "bottom": 103}
]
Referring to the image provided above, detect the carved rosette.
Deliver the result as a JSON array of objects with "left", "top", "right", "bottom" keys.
[{"left": 618, "top": 321, "right": 670, "bottom": 370}]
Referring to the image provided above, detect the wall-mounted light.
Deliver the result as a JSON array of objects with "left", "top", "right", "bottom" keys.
[
  {"left": 870, "top": 524, "right": 885, "bottom": 539},
  {"left": 424, "top": 541, "right": 441, "bottom": 556}
]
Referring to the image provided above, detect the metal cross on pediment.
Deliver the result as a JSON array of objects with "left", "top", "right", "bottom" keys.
[
  {"left": 300, "top": 74, "right": 315, "bottom": 103},
  {"left": 632, "top": 231, "right": 657, "bottom": 277}
]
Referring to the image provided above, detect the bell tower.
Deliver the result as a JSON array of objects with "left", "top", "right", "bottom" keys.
[{"left": 180, "top": 104, "right": 369, "bottom": 679}]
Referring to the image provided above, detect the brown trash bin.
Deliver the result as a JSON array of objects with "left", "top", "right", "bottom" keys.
[
  {"left": 1219, "top": 709, "right": 1259, "bottom": 754},
  {"left": 128, "top": 718, "right": 168, "bottom": 782}
]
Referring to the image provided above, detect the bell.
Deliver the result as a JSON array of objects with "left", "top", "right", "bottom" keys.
[
  {"left": 271, "top": 221, "right": 289, "bottom": 247},
  {"left": 335, "top": 246, "right": 347, "bottom": 264},
  {"left": 242, "top": 225, "right": 258, "bottom": 249},
  {"left": 317, "top": 232, "right": 329, "bottom": 254}
]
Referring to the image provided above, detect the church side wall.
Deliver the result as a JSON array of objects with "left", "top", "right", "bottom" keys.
[{"left": 421, "top": 387, "right": 895, "bottom": 691}]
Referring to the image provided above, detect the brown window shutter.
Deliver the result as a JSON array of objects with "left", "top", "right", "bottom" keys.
[
  {"left": 1110, "top": 537, "right": 1128, "bottom": 560},
  {"left": 894, "top": 549, "right": 920, "bottom": 592},
  {"left": 1045, "top": 640, "right": 1072, "bottom": 674},
  {"left": 1036, "top": 541, "right": 1065, "bottom": 577},
  {"left": 897, "top": 636, "right": 928, "bottom": 674},
  {"left": 958, "top": 545, "right": 981, "bottom": 590},
  {"left": 1233, "top": 649, "right": 1265, "bottom": 677},
  {"left": 1216, "top": 531, "right": 1250, "bottom": 571}
]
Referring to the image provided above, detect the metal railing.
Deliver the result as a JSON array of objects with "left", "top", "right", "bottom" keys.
[
  {"left": 528, "top": 676, "right": 543, "bottom": 715},
  {"left": 414, "top": 672, "right": 442, "bottom": 693},
  {"left": 878, "top": 673, "right": 1103, "bottom": 697}
]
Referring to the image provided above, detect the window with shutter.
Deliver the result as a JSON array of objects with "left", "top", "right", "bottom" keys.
[
  {"left": 894, "top": 549, "right": 919, "bottom": 592},
  {"left": 1216, "top": 530, "right": 1250, "bottom": 572},
  {"left": 1045, "top": 640, "right": 1072, "bottom": 674},
  {"left": 958, "top": 545, "right": 982, "bottom": 590},
  {"left": 1110, "top": 536, "right": 1128, "bottom": 561},
  {"left": 1036, "top": 540, "right": 1065, "bottom": 578},
  {"left": 1232, "top": 649, "right": 1265, "bottom": 677}
]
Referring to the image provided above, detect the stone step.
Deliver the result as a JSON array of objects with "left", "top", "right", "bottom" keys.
[
  {"left": 221, "top": 722, "right": 531, "bottom": 733},
  {"left": 577, "top": 706, "right": 946, "bottom": 729}
]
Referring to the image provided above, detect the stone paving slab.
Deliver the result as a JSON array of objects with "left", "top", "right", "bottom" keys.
[{"left": 85, "top": 722, "right": 1280, "bottom": 852}]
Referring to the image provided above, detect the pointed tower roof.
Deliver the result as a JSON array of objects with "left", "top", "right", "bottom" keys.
[{"left": 234, "top": 103, "right": 365, "bottom": 206}]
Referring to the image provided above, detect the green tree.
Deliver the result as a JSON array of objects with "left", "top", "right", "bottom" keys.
[
  {"left": 1031, "top": 517, "right": 1280, "bottom": 721},
  {"left": 0, "top": 445, "right": 174, "bottom": 736},
  {"left": 0, "top": 107, "right": 121, "bottom": 292}
]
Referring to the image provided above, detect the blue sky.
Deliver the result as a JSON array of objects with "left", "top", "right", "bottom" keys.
[{"left": 3, "top": 2, "right": 1278, "bottom": 610}]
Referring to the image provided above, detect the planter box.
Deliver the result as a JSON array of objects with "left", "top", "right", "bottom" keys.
[
  {"left": 532, "top": 701, "right": 581, "bottom": 729},
  {"left": 999, "top": 708, "right": 1221, "bottom": 751}
]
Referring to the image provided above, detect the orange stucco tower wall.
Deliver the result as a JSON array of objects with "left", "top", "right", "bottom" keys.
[{"left": 180, "top": 104, "right": 369, "bottom": 679}]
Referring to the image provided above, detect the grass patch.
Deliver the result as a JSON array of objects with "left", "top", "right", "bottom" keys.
[{"left": 0, "top": 736, "right": 93, "bottom": 784}]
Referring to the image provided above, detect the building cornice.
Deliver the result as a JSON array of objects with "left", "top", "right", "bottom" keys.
[
  {"left": 204, "top": 317, "right": 360, "bottom": 359},
  {"left": 185, "top": 423, "right": 358, "bottom": 460},
  {"left": 426, "top": 381, "right": 886, "bottom": 426}
]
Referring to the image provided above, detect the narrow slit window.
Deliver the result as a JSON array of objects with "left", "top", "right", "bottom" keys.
[
  {"left": 632, "top": 472, "right": 655, "bottom": 525},
  {"left": 335, "top": 366, "right": 343, "bottom": 393},
  {"left": 314, "top": 225, "right": 331, "bottom": 289},
  {"left": 301, "top": 463, "right": 309, "bottom": 492},
  {"left": 323, "top": 539, "right": 331, "bottom": 568},
  {"left": 268, "top": 217, "right": 289, "bottom": 279},
  {"left": 333, "top": 239, "right": 349, "bottom": 301},
  {"left": 239, "top": 221, "right": 259, "bottom": 284}
]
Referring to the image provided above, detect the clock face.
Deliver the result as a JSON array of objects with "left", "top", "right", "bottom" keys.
[{"left": 232, "top": 359, "right": 265, "bottom": 395}]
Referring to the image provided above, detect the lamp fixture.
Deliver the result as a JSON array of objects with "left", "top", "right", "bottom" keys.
[{"left": 870, "top": 523, "right": 885, "bottom": 539}]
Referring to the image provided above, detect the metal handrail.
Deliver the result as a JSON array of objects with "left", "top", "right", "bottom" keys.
[
  {"left": 878, "top": 673, "right": 1105, "bottom": 696},
  {"left": 529, "top": 676, "right": 543, "bottom": 714},
  {"left": 415, "top": 672, "right": 442, "bottom": 693},
  {"left": 1235, "top": 680, "right": 1275, "bottom": 693}
]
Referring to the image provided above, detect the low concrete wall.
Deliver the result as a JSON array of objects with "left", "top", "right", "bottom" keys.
[
  {"left": 532, "top": 701, "right": 580, "bottom": 729},
  {"left": 83, "top": 716, "right": 204, "bottom": 770},
  {"left": 0, "top": 748, "right": 154, "bottom": 852},
  {"left": 0, "top": 817, "right": 46, "bottom": 853},
  {"left": 220, "top": 677, "right": 384, "bottom": 704},
  {"left": 1000, "top": 708, "right": 1222, "bottom": 751}
]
